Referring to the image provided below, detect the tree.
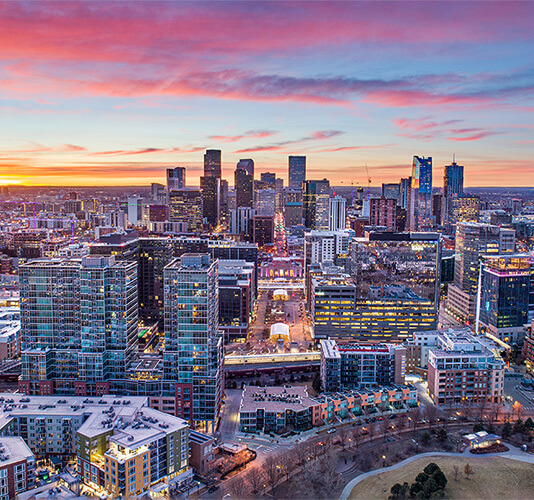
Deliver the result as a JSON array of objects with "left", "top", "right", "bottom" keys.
[
  {"left": 424, "top": 405, "right": 438, "bottom": 430},
  {"left": 278, "top": 450, "right": 294, "bottom": 481},
  {"left": 415, "top": 472, "right": 429, "bottom": 484},
  {"left": 421, "top": 431, "right": 431, "bottom": 446},
  {"left": 431, "top": 470, "right": 447, "bottom": 490},
  {"left": 452, "top": 465, "right": 460, "bottom": 481},
  {"left": 338, "top": 424, "right": 350, "bottom": 450},
  {"left": 380, "top": 419, "right": 391, "bottom": 442},
  {"left": 473, "top": 422, "right": 485, "bottom": 433},
  {"left": 227, "top": 477, "right": 249, "bottom": 499},
  {"left": 464, "top": 463, "right": 474, "bottom": 480},
  {"left": 410, "top": 481, "right": 423, "bottom": 497},
  {"left": 502, "top": 421, "right": 512, "bottom": 437},
  {"left": 513, "top": 418, "right": 525, "bottom": 435},
  {"left": 246, "top": 469, "right": 264, "bottom": 494},
  {"left": 423, "top": 478, "right": 439, "bottom": 498},
  {"left": 264, "top": 454, "right": 280, "bottom": 490},
  {"left": 525, "top": 417, "right": 534, "bottom": 431},
  {"left": 436, "top": 428, "right": 448, "bottom": 444},
  {"left": 423, "top": 463, "right": 440, "bottom": 476}
]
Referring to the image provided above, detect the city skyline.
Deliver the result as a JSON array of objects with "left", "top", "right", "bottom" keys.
[{"left": 0, "top": 1, "right": 533, "bottom": 187}]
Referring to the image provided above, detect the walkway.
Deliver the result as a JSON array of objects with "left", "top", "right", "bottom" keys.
[{"left": 339, "top": 443, "right": 534, "bottom": 500}]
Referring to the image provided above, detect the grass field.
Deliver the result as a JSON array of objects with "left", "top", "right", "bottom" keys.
[{"left": 349, "top": 455, "right": 534, "bottom": 500}]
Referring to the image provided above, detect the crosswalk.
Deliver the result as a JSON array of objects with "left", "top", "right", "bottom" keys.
[{"left": 521, "top": 404, "right": 534, "bottom": 411}]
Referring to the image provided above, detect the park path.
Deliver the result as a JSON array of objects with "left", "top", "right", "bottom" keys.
[{"left": 339, "top": 443, "right": 534, "bottom": 500}]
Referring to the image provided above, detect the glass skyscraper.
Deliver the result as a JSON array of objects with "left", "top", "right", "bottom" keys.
[
  {"left": 203, "top": 149, "right": 221, "bottom": 178},
  {"left": 303, "top": 179, "right": 330, "bottom": 230},
  {"left": 163, "top": 254, "right": 223, "bottom": 432},
  {"left": 409, "top": 156, "right": 433, "bottom": 230},
  {"left": 288, "top": 156, "right": 306, "bottom": 190}
]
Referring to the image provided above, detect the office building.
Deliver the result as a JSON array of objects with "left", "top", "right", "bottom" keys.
[
  {"left": 288, "top": 156, "right": 306, "bottom": 190},
  {"left": 450, "top": 195, "right": 480, "bottom": 226},
  {"left": 151, "top": 183, "right": 166, "bottom": 203},
  {"left": 163, "top": 254, "right": 223, "bottom": 432},
  {"left": 168, "top": 189, "right": 203, "bottom": 232},
  {"left": 166, "top": 167, "right": 186, "bottom": 192},
  {"left": 432, "top": 194, "right": 444, "bottom": 227},
  {"left": 427, "top": 330, "right": 504, "bottom": 405},
  {"left": 382, "top": 183, "right": 400, "bottom": 201},
  {"left": 311, "top": 232, "right": 441, "bottom": 342},
  {"left": 477, "top": 254, "right": 530, "bottom": 344},
  {"left": 260, "top": 172, "right": 276, "bottom": 188},
  {"left": 303, "top": 179, "right": 330, "bottom": 230},
  {"left": 370, "top": 196, "right": 397, "bottom": 231},
  {"left": 127, "top": 197, "right": 144, "bottom": 225},
  {"left": 219, "top": 179, "right": 229, "bottom": 223},
  {"left": 200, "top": 176, "right": 220, "bottom": 228},
  {"left": 218, "top": 260, "right": 254, "bottom": 341},
  {"left": 19, "top": 256, "right": 138, "bottom": 396},
  {"left": 320, "top": 339, "right": 406, "bottom": 393},
  {"left": 236, "top": 158, "right": 254, "bottom": 177},
  {"left": 447, "top": 223, "right": 515, "bottom": 324},
  {"left": 409, "top": 156, "right": 433, "bottom": 230},
  {"left": 255, "top": 188, "right": 276, "bottom": 216},
  {"left": 304, "top": 230, "right": 350, "bottom": 268},
  {"left": 148, "top": 204, "right": 168, "bottom": 223},
  {"left": 399, "top": 177, "right": 411, "bottom": 210},
  {"left": 230, "top": 207, "right": 255, "bottom": 240},
  {"left": 443, "top": 161, "right": 464, "bottom": 198},
  {"left": 252, "top": 215, "right": 274, "bottom": 247},
  {"left": 235, "top": 165, "right": 254, "bottom": 209},
  {"left": 284, "top": 202, "right": 303, "bottom": 227},
  {"left": 203, "top": 150, "right": 221, "bottom": 178},
  {"left": 328, "top": 196, "right": 346, "bottom": 231}
]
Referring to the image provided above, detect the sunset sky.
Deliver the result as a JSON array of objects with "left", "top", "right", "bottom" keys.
[{"left": 0, "top": 1, "right": 533, "bottom": 187}]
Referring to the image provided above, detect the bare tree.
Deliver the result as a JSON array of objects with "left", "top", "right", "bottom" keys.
[
  {"left": 278, "top": 450, "right": 295, "bottom": 481},
  {"left": 264, "top": 454, "right": 281, "bottom": 490},
  {"left": 338, "top": 425, "right": 350, "bottom": 450},
  {"left": 245, "top": 469, "right": 265, "bottom": 494},
  {"left": 453, "top": 465, "right": 460, "bottom": 481},
  {"left": 380, "top": 419, "right": 390, "bottom": 442},
  {"left": 424, "top": 404, "right": 438, "bottom": 430},
  {"left": 350, "top": 426, "right": 361, "bottom": 449},
  {"left": 227, "top": 477, "right": 250, "bottom": 499}
]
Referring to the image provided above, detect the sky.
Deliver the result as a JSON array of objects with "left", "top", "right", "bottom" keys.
[{"left": 0, "top": 1, "right": 533, "bottom": 187}]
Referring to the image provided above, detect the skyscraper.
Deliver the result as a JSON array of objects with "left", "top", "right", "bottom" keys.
[
  {"left": 409, "top": 156, "right": 433, "bottom": 230},
  {"left": 236, "top": 158, "right": 254, "bottom": 177},
  {"left": 288, "top": 156, "right": 306, "bottom": 190},
  {"left": 200, "top": 176, "right": 220, "bottom": 228},
  {"left": 443, "top": 161, "right": 464, "bottom": 198},
  {"left": 303, "top": 179, "right": 330, "bottom": 230},
  {"left": 203, "top": 149, "right": 221, "bottom": 178},
  {"left": 328, "top": 196, "right": 346, "bottom": 231},
  {"left": 381, "top": 183, "right": 401, "bottom": 201},
  {"left": 447, "top": 222, "right": 516, "bottom": 324},
  {"left": 169, "top": 189, "right": 203, "bottom": 232},
  {"left": 370, "top": 196, "right": 397, "bottom": 231},
  {"left": 163, "top": 254, "right": 223, "bottom": 432},
  {"left": 260, "top": 172, "right": 276, "bottom": 188},
  {"left": 235, "top": 164, "right": 254, "bottom": 208},
  {"left": 167, "top": 167, "right": 186, "bottom": 191},
  {"left": 19, "top": 256, "right": 138, "bottom": 395}
]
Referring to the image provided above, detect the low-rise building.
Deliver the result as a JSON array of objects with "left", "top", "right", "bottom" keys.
[
  {"left": 0, "top": 393, "right": 191, "bottom": 499},
  {"left": 0, "top": 436, "right": 35, "bottom": 499},
  {"left": 427, "top": 330, "right": 505, "bottom": 405},
  {"left": 188, "top": 431, "right": 216, "bottom": 477},
  {"left": 320, "top": 339, "right": 406, "bottom": 393},
  {"left": 238, "top": 385, "right": 417, "bottom": 433}
]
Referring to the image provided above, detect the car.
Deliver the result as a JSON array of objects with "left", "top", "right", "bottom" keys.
[
  {"left": 208, "top": 486, "right": 220, "bottom": 493},
  {"left": 326, "top": 427, "right": 336, "bottom": 434}
]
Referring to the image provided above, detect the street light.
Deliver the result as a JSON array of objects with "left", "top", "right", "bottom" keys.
[{"left": 382, "top": 454, "right": 386, "bottom": 467}]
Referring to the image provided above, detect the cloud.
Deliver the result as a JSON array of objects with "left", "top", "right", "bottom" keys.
[
  {"left": 447, "top": 131, "right": 498, "bottom": 142},
  {"left": 313, "top": 143, "right": 397, "bottom": 153},
  {"left": 208, "top": 130, "right": 277, "bottom": 143},
  {"left": 89, "top": 146, "right": 205, "bottom": 156},
  {"left": 232, "top": 130, "right": 344, "bottom": 153}
]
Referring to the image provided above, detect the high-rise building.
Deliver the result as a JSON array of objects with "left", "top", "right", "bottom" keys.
[
  {"left": 381, "top": 183, "right": 401, "bottom": 201},
  {"left": 252, "top": 215, "right": 274, "bottom": 247},
  {"left": 236, "top": 158, "right": 254, "bottom": 177},
  {"left": 163, "top": 254, "right": 223, "bottom": 432},
  {"left": 311, "top": 232, "right": 441, "bottom": 342},
  {"left": 200, "top": 176, "right": 220, "bottom": 228},
  {"left": 260, "top": 172, "right": 276, "bottom": 188},
  {"left": 167, "top": 167, "right": 186, "bottom": 191},
  {"left": 400, "top": 177, "right": 411, "bottom": 210},
  {"left": 235, "top": 164, "right": 254, "bottom": 209},
  {"left": 219, "top": 179, "right": 229, "bottom": 223},
  {"left": 328, "top": 196, "right": 346, "bottom": 231},
  {"left": 432, "top": 193, "right": 444, "bottom": 226},
  {"left": 255, "top": 188, "right": 276, "bottom": 216},
  {"left": 303, "top": 179, "right": 330, "bottom": 230},
  {"left": 284, "top": 202, "right": 303, "bottom": 227},
  {"left": 447, "top": 222, "right": 515, "bottom": 324},
  {"left": 451, "top": 195, "right": 480, "bottom": 225},
  {"left": 230, "top": 207, "right": 255, "bottom": 240},
  {"left": 443, "top": 161, "right": 464, "bottom": 199},
  {"left": 275, "top": 177, "right": 284, "bottom": 212},
  {"left": 19, "top": 256, "right": 138, "bottom": 395},
  {"left": 477, "top": 254, "right": 530, "bottom": 344},
  {"left": 169, "top": 189, "right": 203, "bottom": 232},
  {"left": 203, "top": 150, "right": 221, "bottom": 178},
  {"left": 409, "top": 156, "right": 433, "bottom": 230},
  {"left": 151, "top": 182, "right": 166, "bottom": 203},
  {"left": 288, "top": 156, "right": 306, "bottom": 190},
  {"left": 127, "top": 196, "right": 144, "bottom": 225},
  {"left": 370, "top": 196, "right": 397, "bottom": 231}
]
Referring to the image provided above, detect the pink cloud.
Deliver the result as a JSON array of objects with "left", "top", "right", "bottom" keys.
[
  {"left": 232, "top": 130, "right": 345, "bottom": 153},
  {"left": 447, "top": 131, "right": 498, "bottom": 142},
  {"left": 208, "top": 130, "right": 277, "bottom": 143}
]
